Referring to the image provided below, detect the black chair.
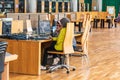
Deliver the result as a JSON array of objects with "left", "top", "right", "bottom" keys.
[{"left": 0, "top": 41, "right": 8, "bottom": 80}]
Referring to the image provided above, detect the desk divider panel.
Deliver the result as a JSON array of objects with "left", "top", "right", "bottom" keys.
[
  {"left": 26, "top": 20, "right": 33, "bottom": 33},
  {"left": 38, "top": 13, "right": 49, "bottom": 21},
  {"left": 29, "top": 14, "right": 39, "bottom": 28},
  {"left": 19, "top": 13, "right": 30, "bottom": 29},
  {"left": 98, "top": 12, "right": 108, "bottom": 19},
  {"left": 7, "top": 13, "right": 19, "bottom": 20},
  {"left": 11, "top": 20, "right": 23, "bottom": 34}
]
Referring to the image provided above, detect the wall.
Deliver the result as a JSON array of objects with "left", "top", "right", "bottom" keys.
[{"left": 102, "top": 0, "right": 120, "bottom": 17}]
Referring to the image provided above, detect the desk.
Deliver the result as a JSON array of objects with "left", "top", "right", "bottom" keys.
[
  {"left": 2, "top": 37, "right": 81, "bottom": 75},
  {"left": 2, "top": 53, "right": 18, "bottom": 80},
  {"left": 5, "top": 39, "right": 51, "bottom": 75},
  {"left": 71, "top": 20, "right": 83, "bottom": 32}
]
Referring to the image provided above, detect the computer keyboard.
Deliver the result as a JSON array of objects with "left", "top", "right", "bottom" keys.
[
  {"left": 29, "top": 36, "right": 50, "bottom": 40},
  {"left": 0, "top": 34, "right": 50, "bottom": 40}
]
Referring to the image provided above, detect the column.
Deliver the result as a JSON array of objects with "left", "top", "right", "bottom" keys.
[
  {"left": 28, "top": 0, "right": 37, "bottom": 13},
  {"left": 97, "top": 0, "right": 102, "bottom": 11},
  {"left": 71, "top": 0, "right": 78, "bottom": 12}
]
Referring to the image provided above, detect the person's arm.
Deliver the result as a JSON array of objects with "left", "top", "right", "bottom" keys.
[{"left": 52, "top": 37, "right": 57, "bottom": 41}]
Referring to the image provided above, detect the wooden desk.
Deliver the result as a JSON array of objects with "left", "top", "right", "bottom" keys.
[
  {"left": 2, "top": 53, "right": 18, "bottom": 80},
  {"left": 71, "top": 20, "right": 83, "bottom": 32},
  {"left": 5, "top": 39, "right": 51, "bottom": 75}
]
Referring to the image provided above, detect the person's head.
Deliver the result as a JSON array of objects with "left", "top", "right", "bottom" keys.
[
  {"left": 59, "top": 18, "right": 70, "bottom": 28},
  {"left": 56, "top": 18, "right": 70, "bottom": 32},
  {"left": 118, "top": 12, "right": 120, "bottom": 16}
]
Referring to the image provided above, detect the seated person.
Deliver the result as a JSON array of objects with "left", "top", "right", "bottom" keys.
[
  {"left": 114, "top": 12, "right": 120, "bottom": 27},
  {"left": 114, "top": 12, "right": 120, "bottom": 22},
  {"left": 41, "top": 18, "right": 71, "bottom": 70},
  {"left": 106, "top": 13, "right": 113, "bottom": 28}
]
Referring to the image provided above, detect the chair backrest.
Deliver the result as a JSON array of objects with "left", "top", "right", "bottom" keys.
[
  {"left": 0, "top": 41, "right": 8, "bottom": 73},
  {"left": 11, "top": 20, "right": 23, "bottom": 34},
  {"left": 64, "top": 23, "right": 74, "bottom": 54},
  {"left": 26, "top": 20, "right": 33, "bottom": 34},
  {"left": 81, "top": 15, "right": 92, "bottom": 51},
  {"left": 81, "top": 20, "right": 89, "bottom": 49}
]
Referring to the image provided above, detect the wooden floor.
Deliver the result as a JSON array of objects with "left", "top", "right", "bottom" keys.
[{"left": 10, "top": 26, "right": 120, "bottom": 80}]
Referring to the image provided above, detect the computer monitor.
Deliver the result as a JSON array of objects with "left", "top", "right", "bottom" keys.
[
  {"left": 2, "top": 21, "right": 12, "bottom": 35},
  {"left": 1, "top": 18, "right": 13, "bottom": 22},
  {"left": 38, "top": 20, "right": 51, "bottom": 36}
]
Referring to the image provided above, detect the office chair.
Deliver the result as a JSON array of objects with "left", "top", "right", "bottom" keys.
[
  {"left": 0, "top": 41, "right": 8, "bottom": 80},
  {"left": 74, "top": 15, "right": 92, "bottom": 69},
  {"left": 47, "top": 23, "right": 75, "bottom": 73}
]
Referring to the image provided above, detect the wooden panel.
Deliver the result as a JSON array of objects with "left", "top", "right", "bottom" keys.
[
  {"left": 68, "top": 2, "right": 70, "bottom": 12},
  {"left": 11, "top": 20, "right": 23, "bottom": 33},
  {"left": 98, "top": 12, "right": 108, "bottom": 19},
  {"left": 38, "top": 13, "right": 49, "bottom": 21},
  {"left": 80, "top": 0, "right": 84, "bottom": 3},
  {"left": 24, "top": 0, "right": 27, "bottom": 13},
  {"left": 29, "top": 13, "right": 39, "bottom": 28},
  {"left": 62, "top": 2, "right": 64, "bottom": 12},
  {"left": 0, "top": 21, "right": 2, "bottom": 35},
  {"left": 41, "top": 1, "right": 45, "bottom": 13},
  {"left": 56, "top": 2, "right": 58, "bottom": 13},
  {"left": 7, "top": 13, "right": 19, "bottom": 20},
  {"left": 49, "top": 1, "right": 52, "bottom": 13},
  {"left": 6, "top": 40, "right": 41, "bottom": 75},
  {"left": 14, "top": 0, "right": 19, "bottom": 13},
  {"left": 19, "top": 13, "right": 30, "bottom": 29}
]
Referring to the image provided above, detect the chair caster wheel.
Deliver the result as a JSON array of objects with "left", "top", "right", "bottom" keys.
[
  {"left": 66, "top": 71, "right": 70, "bottom": 74},
  {"left": 73, "top": 68, "right": 76, "bottom": 71}
]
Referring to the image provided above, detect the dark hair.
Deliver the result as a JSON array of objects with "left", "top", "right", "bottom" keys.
[{"left": 60, "top": 18, "right": 70, "bottom": 27}]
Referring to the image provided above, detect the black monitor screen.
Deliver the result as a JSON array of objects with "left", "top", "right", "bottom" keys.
[
  {"left": 38, "top": 20, "right": 51, "bottom": 36},
  {"left": 2, "top": 21, "right": 11, "bottom": 34}
]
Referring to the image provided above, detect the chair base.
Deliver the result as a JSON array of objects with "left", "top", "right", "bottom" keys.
[{"left": 48, "top": 64, "right": 76, "bottom": 74}]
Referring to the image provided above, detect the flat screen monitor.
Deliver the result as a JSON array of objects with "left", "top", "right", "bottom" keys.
[
  {"left": 1, "top": 18, "right": 13, "bottom": 22},
  {"left": 2, "top": 21, "right": 12, "bottom": 34},
  {"left": 38, "top": 20, "right": 51, "bottom": 36}
]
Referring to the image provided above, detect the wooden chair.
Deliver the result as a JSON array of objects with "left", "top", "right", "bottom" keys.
[
  {"left": 11, "top": 20, "right": 23, "bottom": 34},
  {"left": 0, "top": 41, "right": 8, "bottom": 80},
  {"left": 74, "top": 14, "right": 91, "bottom": 52},
  {"left": 73, "top": 15, "right": 92, "bottom": 69},
  {"left": 47, "top": 23, "right": 76, "bottom": 73},
  {"left": 26, "top": 20, "right": 33, "bottom": 34}
]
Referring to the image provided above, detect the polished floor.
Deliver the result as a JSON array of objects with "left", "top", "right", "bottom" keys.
[{"left": 10, "top": 26, "right": 120, "bottom": 80}]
